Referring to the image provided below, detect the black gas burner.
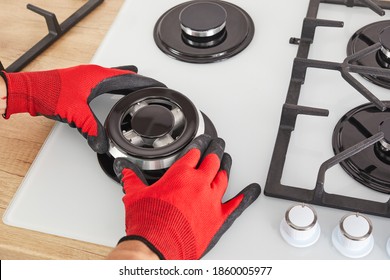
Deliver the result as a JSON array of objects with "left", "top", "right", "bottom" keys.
[
  {"left": 153, "top": 0, "right": 254, "bottom": 63},
  {"left": 347, "top": 20, "right": 390, "bottom": 88},
  {"left": 332, "top": 102, "right": 390, "bottom": 193},
  {"left": 97, "top": 87, "right": 217, "bottom": 183}
]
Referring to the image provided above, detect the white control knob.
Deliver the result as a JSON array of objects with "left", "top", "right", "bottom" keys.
[
  {"left": 280, "top": 204, "right": 321, "bottom": 247},
  {"left": 386, "top": 237, "right": 390, "bottom": 258},
  {"left": 332, "top": 213, "right": 374, "bottom": 258}
]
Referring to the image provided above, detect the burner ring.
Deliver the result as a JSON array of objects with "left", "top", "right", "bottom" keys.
[
  {"left": 347, "top": 20, "right": 390, "bottom": 88},
  {"left": 332, "top": 101, "right": 390, "bottom": 193},
  {"left": 154, "top": 0, "right": 255, "bottom": 63},
  {"left": 107, "top": 87, "right": 200, "bottom": 163},
  {"left": 97, "top": 87, "right": 217, "bottom": 183}
]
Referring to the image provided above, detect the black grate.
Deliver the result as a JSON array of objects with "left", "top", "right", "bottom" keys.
[
  {"left": 264, "top": 0, "right": 390, "bottom": 217},
  {"left": 0, "top": 0, "right": 104, "bottom": 73}
]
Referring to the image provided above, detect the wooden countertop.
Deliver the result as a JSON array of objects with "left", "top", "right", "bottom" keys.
[
  {"left": 0, "top": 0, "right": 123, "bottom": 259},
  {"left": 2, "top": 0, "right": 390, "bottom": 260}
]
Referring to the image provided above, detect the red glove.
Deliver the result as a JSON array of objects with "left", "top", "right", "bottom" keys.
[
  {"left": 113, "top": 135, "right": 261, "bottom": 260},
  {"left": 0, "top": 64, "right": 165, "bottom": 153}
]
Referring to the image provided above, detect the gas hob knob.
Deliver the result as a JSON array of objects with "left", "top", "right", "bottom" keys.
[
  {"left": 332, "top": 213, "right": 374, "bottom": 259},
  {"left": 280, "top": 204, "right": 321, "bottom": 247}
]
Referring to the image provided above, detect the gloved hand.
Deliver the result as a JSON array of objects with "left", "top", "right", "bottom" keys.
[
  {"left": 0, "top": 64, "right": 165, "bottom": 153},
  {"left": 113, "top": 134, "right": 261, "bottom": 260}
]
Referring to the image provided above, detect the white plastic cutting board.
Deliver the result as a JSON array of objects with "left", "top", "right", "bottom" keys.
[{"left": 3, "top": 0, "right": 390, "bottom": 259}]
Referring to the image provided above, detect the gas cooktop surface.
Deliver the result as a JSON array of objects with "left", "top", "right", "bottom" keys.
[{"left": 4, "top": 0, "right": 390, "bottom": 259}]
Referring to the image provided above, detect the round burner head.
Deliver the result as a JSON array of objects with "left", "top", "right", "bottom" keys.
[
  {"left": 131, "top": 105, "right": 175, "bottom": 138},
  {"left": 179, "top": 2, "right": 227, "bottom": 38},
  {"left": 154, "top": 0, "right": 255, "bottom": 63},
  {"left": 347, "top": 20, "right": 390, "bottom": 88},
  {"left": 97, "top": 87, "right": 217, "bottom": 183},
  {"left": 332, "top": 101, "right": 390, "bottom": 193}
]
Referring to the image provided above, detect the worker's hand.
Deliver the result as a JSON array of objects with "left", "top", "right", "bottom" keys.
[
  {"left": 113, "top": 135, "right": 261, "bottom": 260},
  {"left": 0, "top": 65, "right": 165, "bottom": 153}
]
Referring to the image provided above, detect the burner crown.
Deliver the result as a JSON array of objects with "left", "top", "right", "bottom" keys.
[{"left": 179, "top": 2, "right": 227, "bottom": 38}]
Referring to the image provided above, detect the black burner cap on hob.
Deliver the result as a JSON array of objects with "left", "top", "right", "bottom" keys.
[
  {"left": 347, "top": 20, "right": 390, "bottom": 88},
  {"left": 332, "top": 101, "right": 390, "bottom": 193},
  {"left": 154, "top": 0, "right": 255, "bottom": 63},
  {"left": 97, "top": 87, "right": 217, "bottom": 184}
]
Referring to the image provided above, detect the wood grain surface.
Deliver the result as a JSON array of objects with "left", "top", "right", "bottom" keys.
[{"left": 0, "top": 0, "right": 123, "bottom": 260}]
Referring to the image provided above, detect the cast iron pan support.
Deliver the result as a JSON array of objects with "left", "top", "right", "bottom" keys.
[
  {"left": 290, "top": 18, "right": 344, "bottom": 46},
  {"left": 313, "top": 132, "right": 390, "bottom": 216},
  {"left": 1, "top": 0, "right": 104, "bottom": 73},
  {"left": 293, "top": 43, "right": 390, "bottom": 112},
  {"left": 265, "top": 0, "right": 390, "bottom": 218},
  {"left": 323, "top": 0, "right": 390, "bottom": 13}
]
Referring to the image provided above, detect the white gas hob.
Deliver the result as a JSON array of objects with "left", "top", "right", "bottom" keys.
[{"left": 4, "top": 0, "right": 390, "bottom": 259}]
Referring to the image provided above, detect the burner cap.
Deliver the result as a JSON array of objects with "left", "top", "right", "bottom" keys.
[
  {"left": 97, "top": 87, "right": 217, "bottom": 184},
  {"left": 131, "top": 105, "right": 174, "bottom": 138},
  {"left": 154, "top": 0, "right": 255, "bottom": 63},
  {"left": 332, "top": 101, "right": 390, "bottom": 193},
  {"left": 347, "top": 20, "right": 390, "bottom": 88},
  {"left": 180, "top": 2, "right": 227, "bottom": 38}
]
